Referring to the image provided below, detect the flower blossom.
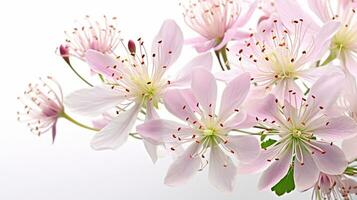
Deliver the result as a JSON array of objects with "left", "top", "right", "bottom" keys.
[
  {"left": 65, "top": 20, "right": 212, "bottom": 157},
  {"left": 60, "top": 15, "right": 121, "bottom": 61},
  {"left": 238, "top": 73, "right": 357, "bottom": 192},
  {"left": 17, "top": 76, "right": 64, "bottom": 143},
  {"left": 312, "top": 173, "right": 357, "bottom": 200},
  {"left": 137, "top": 69, "right": 260, "bottom": 192},
  {"left": 183, "top": 0, "right": 257, "bottom": 52},
  {"left": 231, "top": 15, "right": 340, "bottom": 101}
]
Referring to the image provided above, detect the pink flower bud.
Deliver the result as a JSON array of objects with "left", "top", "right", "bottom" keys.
[
  {"left": 128, "top": 40, "right": 136, "bottom": 55},
  {"left": 59, "top": 44, "right": 70, "bottom": 65}
]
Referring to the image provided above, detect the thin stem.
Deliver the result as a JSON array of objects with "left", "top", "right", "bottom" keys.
[
  {"left": 232, "top": 129, "right": 261, "bottom": 135},
  {"left": 215, "top": 50, "right": 226, "bottom": 71},
  {"left": 64, "top": 61, "right": 93, "bottom": 87},
  {"left": 220, "top": 46, "right": 230, "bottom": 70},
  {"left": 61, "top": 112, "right": 98, "bottom": 131},
  {"left": 98, "top": 74, "right": 105, "bottom": 83},
  {"left": 129, "top": 133, "right": 143, "bottom": 140}
]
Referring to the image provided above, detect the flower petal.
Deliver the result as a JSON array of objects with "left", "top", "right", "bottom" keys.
[
  {"left": 258, "top": 149, "right": 292, "bottom": 191},
  {"left": 311, "top": 142, "right": 348, "bottom": 175},
  {"left": 85, "top": 50, "right": 121, "bottom": 77},
  {"left": 143, "top": 139, "right": 159, "bottom": 164},
  {"left": 314, "top": 116, "right": 357, "bottom": 141},
  {"left": 163, "top": 89, "right": 198, "bottom": 121},
  {"left": 151, "top": 19, "right": 183, "bottom": 68},
  {"left": 237, "top": 147, "right": 280, "bottom": 174},
  {"left": 294, "top": 151, "right": 320, "bottom": 191},
  {"left": 307, "top": 0, "right": 331, "bottom": 22},
  {"left": 225, "top": 135, "right": 260, "bottom": 163},
  {"left": 65, "top": 86, "right": 125, "bottom": 117},
  {"left": 164, "top": 143, "right": 201, "bottom": 186},
  {"left": 308, "top": 72, "right": 345, "bottom": 110},
  {"left": 209, "top": 146, "right": 237, "bottom": 192},
  {"left": 342, "top": 135, "right": 357, "bottom": 162},
  {"left": 137, "top": 119, "right": 193, "bottom": 143},
  {"left": 219, "top": 73, "right": 250, "bottom": 120},
  {"left": 172, "top": 52, "right": 213, "bottom": 87},
  {"left": 191, "top": 68, "right": 217, "bottom": 113},
  {"left": 91, "top": 103, "right": 140, "bottom": 150}
]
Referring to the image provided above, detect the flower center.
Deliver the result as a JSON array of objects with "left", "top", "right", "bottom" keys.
[
  {"left": 332, "top": 26, "right": 357, "bottom": 53},
  {"left": 291, "top": 128, "right": 303, "bottom": 138}
]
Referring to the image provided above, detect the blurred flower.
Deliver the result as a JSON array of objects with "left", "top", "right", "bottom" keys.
[
  {"left": 138, "top": 69, "right": 260, "bottom": 192},
  {"left": 17, "top": 76, "right": 64, "bottom": 143},
  {"left": 61, "top": 15, "right": 121, "bottom": 61},
  {"left": 182, "top": 0, "right": 257, "bottom": 52},
  {"left": 238, "top": 73, "right": 357, "bottom": 192},
  {"left": 232, "top": 15, "right": 340, "bottom": 101},
  {"left": 312, "top": 173, "right": 357, "bottom": 200},
  {"left": 307, "top": 0, "right": 357, "bottom": 76},
  {"left": 65, "top": 20, "right": 212, "bottom": 152}
]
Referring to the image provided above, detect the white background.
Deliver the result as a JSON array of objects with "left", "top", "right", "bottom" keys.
[{"left": 0, "top": 0, "right": 311, "bottom": 199}]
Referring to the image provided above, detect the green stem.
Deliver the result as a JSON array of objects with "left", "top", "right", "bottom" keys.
[
  {"left": 61, "top": 112, "right": 98, "bottom": 131},
  {"left": 215, "top": 51, "right": 226, "bottom": 71},
  {"left": 65, "top": 62, "right": 93, "bottom": 87},
  {"left": 219, "top": 46, "right": 230, "bottom": 70},
  {"left": 232, "top": 129, "right": 261, "bottom": 135},
  {"left": 98, "top": 74, "right": 105, "bottom": 83},
  {"left": 129, "top": 133, "right": 143, "bottom": 140}
]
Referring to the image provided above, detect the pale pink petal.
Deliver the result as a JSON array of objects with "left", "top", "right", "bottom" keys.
[
  {"left": 314, "top": 116, "right": 357, "bottom": 141},
  {"left": 237, "top": 147, "right": 280, "bottom": 174},
  {"left": 219, "top": 73, "right": 250, "bottom": 120},
  {"left": 172, "top": 52, "right": 212, "bottom": 87},
  {"left": 163, "top": 89, "right": 198, "bottom": 121},
  {"left": 308, "top": 72, "right": 345, "bottom": 109},
  {"left": 151, "top": 20, "right": 183, "bottom": 68},
  {"left": 137, "top": 119, "right": 193, "bottom": 142},
  {"left": 91, "top": 103, "right": 141, "bottom": 150},
  {"left": 224, "top": 135, "right": 260, "bottom": 163},
  {"left": 342, "top": 135, "right": 357, "bottom": 162},
  {"left": 85, "top": 50, "right": 121, "bottom": 77},
  {"left": 209, "top": 146, "right": 237, "bottom": 192},
  {"left": 164, "top": 143, "right": 201, "bottom": 186},
  {"left": 215, "top": 67, "right": 242, "bottom": 83},
  {"left": 343, "top": 53, "right": 357, "bottom": 77},
  {"left": 143, "top": 139, "right": 159, "bottom": 164},
  {"left": 258, "top": 150, "right": 292, "bottom": 191},
  {"left": 307, "top": 0, "right": 331, "bottom": 22},
  {"left": 247, "top": 94, "right": 280, "bottom": 122},
  {"left": 275, "top": 0, "right": 319, "bottom": 32},
  {"left": 184, "top": 37, "right": 208, "bottom": 45},
  {"left": 65, "top": 86, "right": 125, "bottom": 117},
  {"left": 234, "top": 0, "right": 258, "bottom": 27},
  {"left": 294, "top": 151, "right": 320, "bottom": 191},
  {"left": 299, "top": 21, "right": 341, "bottom": 64},
  {"left": 191, "top": 68, "right": 217, "bottom": 113},
  {"left": 145, "top": 101, "right": 159, "bottom": 120},
  {"left": 193, "top": 39, "right": 216, "bottom": 53},
  {"left": 311, "top": 142, "right": 348, "bottom": 175}
]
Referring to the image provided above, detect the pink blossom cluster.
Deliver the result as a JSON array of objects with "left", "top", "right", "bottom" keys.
[{"left": 17, "top": 0, "right": 357, "bottom": 199}]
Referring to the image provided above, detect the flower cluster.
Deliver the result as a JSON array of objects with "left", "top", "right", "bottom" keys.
[{"left": 17, "top": 0, "right": 357, "bottom": 199}]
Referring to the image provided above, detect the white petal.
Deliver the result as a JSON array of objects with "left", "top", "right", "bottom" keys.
[
  {"left": 225, "top": 135, "right": 260, "bottom": 163},
  {"left": 91, "top": 103, "right": 140, "bottom": 150},
  {"left": 342, "top": 135, "right": 357, "bottom": 162},
  {"left": 164, "top": 143, "right": 201, "bottom": 186},
  {"left": 258, "top": 150, "right": 292, "bottom": 191},
  {"left": 294, "top": 151, "right": 320, "bottom": 191},
  {"left": 209, "top": 146, "right": 237, "bottom": 192},
  {"left": 65, "top": 86, "right": 125, "bottom": 117}
]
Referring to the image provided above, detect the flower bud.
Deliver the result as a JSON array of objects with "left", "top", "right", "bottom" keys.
[
  {"left": 59, "top": 44, "right": 70, "bottom": 65},
  {"left": 128, "top": 40, "right": 136, "bottom": 55}
]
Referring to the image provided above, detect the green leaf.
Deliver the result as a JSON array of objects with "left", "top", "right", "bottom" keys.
[
  {"left": 261, "top": 139, "right": 277, "bottom": 149},
  {"left": 271, "top": 167, "right": 295, "bottom": 196}
]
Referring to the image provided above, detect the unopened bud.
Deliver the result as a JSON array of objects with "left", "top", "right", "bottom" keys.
[
  {"left": 59, "top": 45, "right": 70, "bottom": 65},
  {"left": 128, "top": 40, "right": 136, "bottom": 55}
]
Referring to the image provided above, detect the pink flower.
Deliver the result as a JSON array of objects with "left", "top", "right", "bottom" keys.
[
  {"left": 17, "top": 76, "right": 64, "bottom": 143},
  {"left": 232, "top": 15, "right": 340, "bottom": 101},
  {"left": 238, "top": 73, "right": 357, "bottom": 192},
  {"left": 137, "top": 69, "right": 260, "bottom": 192},
  {"left": 312, "top": 173, "right": 357, "bottom": 200},
  {"left": 65, "top": 20, "right": 212, "bottom": 152},
  {"left": 338, "top": 74, "right": 357, "bottom": 162},
  {"left": 61, "top": 15, "right": 121, "bottom": 61},
  {"left": 307, "top": 0, "right": 357, "bottom": 76},
  {"left": 183, "top": 0, "right": 258, "bottom": 52}
]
